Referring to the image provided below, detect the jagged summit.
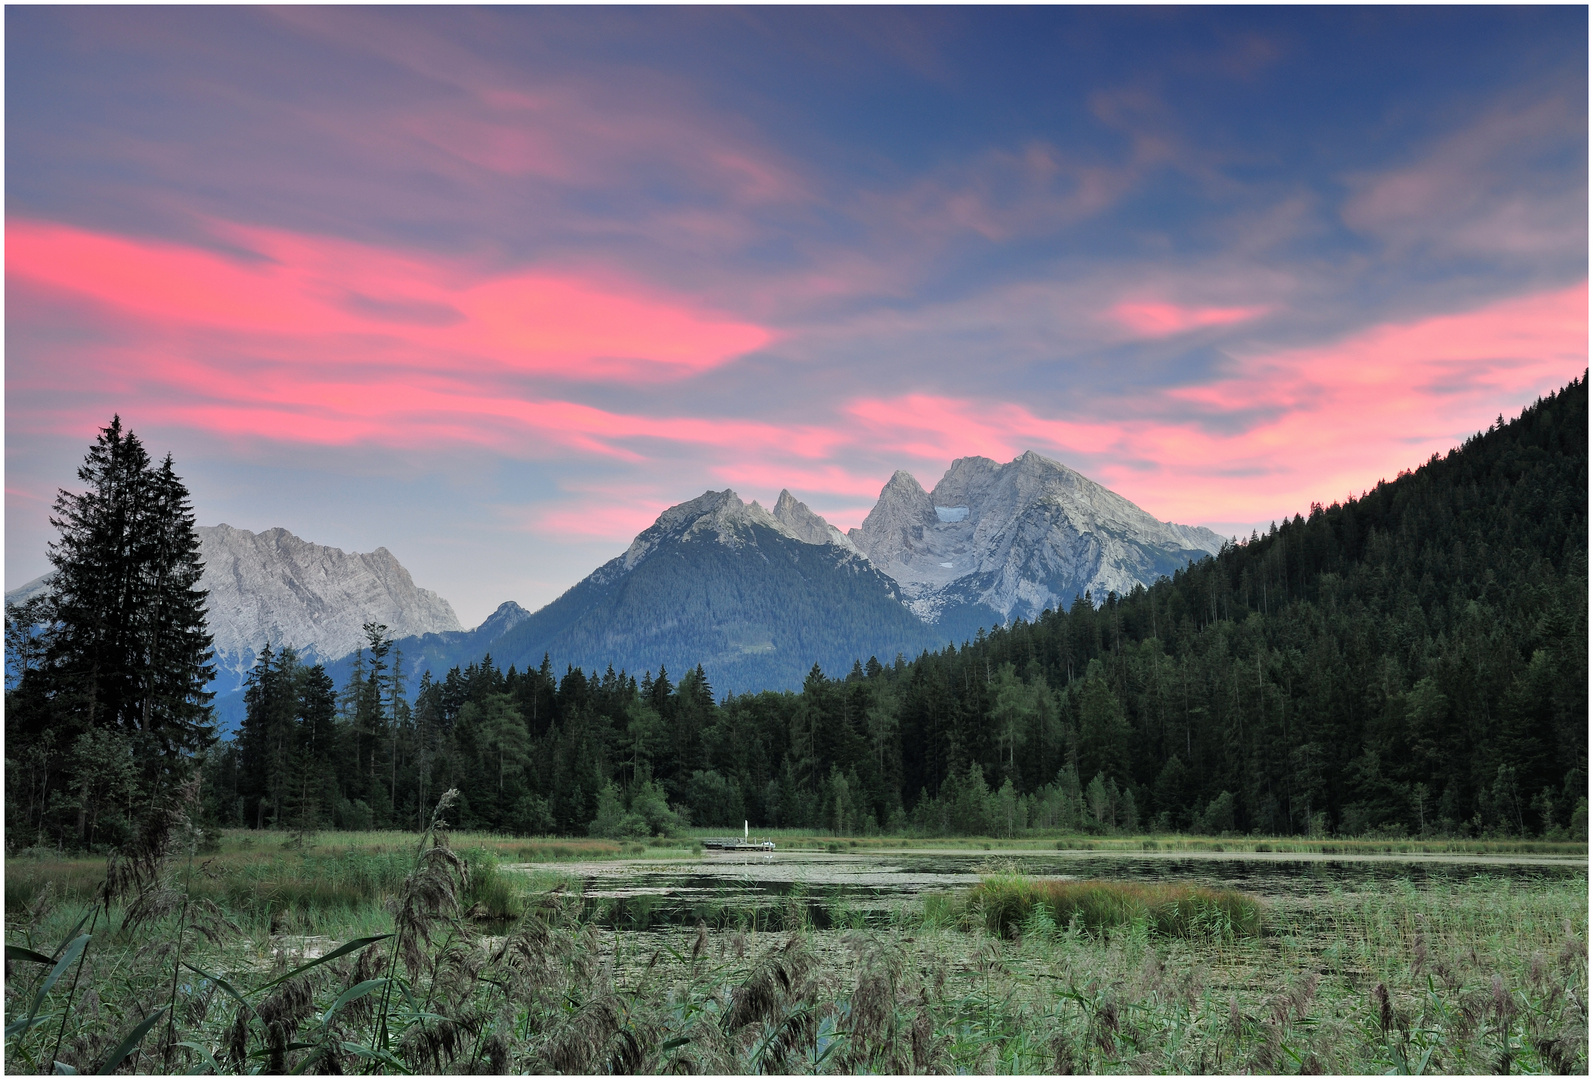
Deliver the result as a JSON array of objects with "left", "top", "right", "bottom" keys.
[
  {"left": 848, "top": 471, "right": 937, "bottom": 556},
  {"left": 479, "top": 484, "right": 937, "bottom": 694},
  {"left": 619, "top": 489, "right": 796, "bottom": 573},
  {"left": 196, "top": 523, "right": 461, "bottom": 690},
  {"left": 473, "top": 600, "right": 531, "bottom": 639},
  {"left": 6, "top": 525, "right": 463, "bottom": 679},
  {"left": 850, "top": 451, "right": 1224, "bottom": 634},
  {"left": 772, "top": 489, "right": 861, "bottom": 553},
  {"left": 620, "top": 487, "right": 869, "bottom": 576}
]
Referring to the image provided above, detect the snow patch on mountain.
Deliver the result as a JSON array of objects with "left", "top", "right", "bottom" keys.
[{"left": 850, "top": 452, "right": 1225, "bottom": 627}]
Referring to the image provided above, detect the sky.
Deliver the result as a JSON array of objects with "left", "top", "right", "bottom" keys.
[{"left": 6, "top": 7, "right": 1587, "bottom": 627}]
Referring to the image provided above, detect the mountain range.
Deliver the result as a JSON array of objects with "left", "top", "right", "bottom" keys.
[
  {"left": 6, "top": 525, "right": 464, "bottom": 727},
  {"left": 7, "top": 451, "right": 1226, "bottom": 719}
]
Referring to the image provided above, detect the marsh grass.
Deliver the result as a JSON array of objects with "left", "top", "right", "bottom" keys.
[
  {"left": 5, "top": 832, "right": 623, "bottom": 937},
  {"left": 736, "top": 829, "right": 1587, "bottom": 859},
  {"left": 6, "top": 825, "right": 1586, "bottom": 1075},
  {"left": 966, "top": 875, "right": 1264, "bottom": 940}
]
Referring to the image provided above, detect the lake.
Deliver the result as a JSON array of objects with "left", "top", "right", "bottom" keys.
[{"left": 513, "top": 846, "right": 1589, "bottom": 930}]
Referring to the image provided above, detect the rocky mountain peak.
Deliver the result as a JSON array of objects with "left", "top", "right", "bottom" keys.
[
  {"left": 474, "top": 600, "right": 531, "bottom": 639},
  {"left": 198, "top": 524, "right": 461, "bottom": 657},
  {"left": 181, "top": 523, "right": 463, "bottom": 699},
  {"left": 883, "top": 469, "right": 932, "bottom": 501},
  {"left": 772, "top": 490, "right": 861, "bottom": 553},
  {"left": 847, "top": 469, "right": 937, "bottom": 560},
  {"left": 621, "top": 489, "right": 798, "bottom": 572},
  {"left": 933, "top": 455, "right": 1003, "bottom": 495},
  {"left": 649, "top": 489, "right": 742, "bottom": 534},
  {"left": 851, "top": 451, "right": 1226, "bottom": 633}
]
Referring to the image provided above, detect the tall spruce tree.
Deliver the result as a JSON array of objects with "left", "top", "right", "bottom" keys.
[{"left": 5, "top": 417, "right": 216, "bottom": 845}]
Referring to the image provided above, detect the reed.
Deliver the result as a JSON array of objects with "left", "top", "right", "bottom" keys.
[
  {"left": 6, "top": 833, "right": 1584, "bottom": 1074},
  {"left": 965, "top": 875, "right": 1264, "bottom": 940}
]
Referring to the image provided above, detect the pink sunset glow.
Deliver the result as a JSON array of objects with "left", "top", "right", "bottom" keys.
[
  {"left": 7, "top": 221, "right": 772, "bottom": 382},
  {"left": 8, "top": 8, "right": 1586, "bottom": 625},
  {"left": 1109, "top": 300, "right": 1270, "bottom": 337},
  {"left": 847, "top": 283, "right": 1587, "bottom": 528},
  {"left": 10, "top": 219, "right": 1583, "bottom": 547}
]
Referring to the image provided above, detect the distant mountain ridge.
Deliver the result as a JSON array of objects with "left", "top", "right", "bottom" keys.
[
  {"left": 849, "top": 451, "right": 1224, "bottom": 639},
  {"left": 8, "top": 451, "right": 1228, "bottom": 716},
  {"left": 7, "top": 525, "right": 464, "bottom": 729},
  {"left": 194, "top": 524, "right": 462, "bottom": 686},
  {"left": 476, "top": 488, "right": 940, "bottom": 693}
]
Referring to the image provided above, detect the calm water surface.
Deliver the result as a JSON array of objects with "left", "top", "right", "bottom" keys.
[{"left": 511, "top": 849, "right": 1587, "bottom": 930}]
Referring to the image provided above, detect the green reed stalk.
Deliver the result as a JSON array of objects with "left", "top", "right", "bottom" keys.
[
  {"left": 372, "top": 789, "right": 459, "bottom": 1068},
  {"left": 162, "top": 837, "right": 197, "bottom": 1071},
  {"left": 48, "top": 902, "right": 100, "bottom": 1072}
]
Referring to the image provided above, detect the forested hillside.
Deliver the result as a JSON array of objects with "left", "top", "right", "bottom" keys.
[{"left": 202, "top": 375, "right": 1587, "bottom": 841}]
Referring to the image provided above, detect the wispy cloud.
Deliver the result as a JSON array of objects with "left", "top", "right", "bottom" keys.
[
  {"left": 841, "top": 284, "right": 1586, "bottom": 525},
  {"left": 7, "top": 7, "right": 1585, "bottom": 619},
  {"left": 8, "top": 220, "right": 772, "bottom": 384},
  {"left": 1341, "top": 95, "right": 1587, "bottom": 264},
  {"left": 1108, "top": 300, "right": 1270, "bottom": 338}
]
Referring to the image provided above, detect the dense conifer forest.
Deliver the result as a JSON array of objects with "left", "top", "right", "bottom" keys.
[
  {"left": 11, "top": 377, "right": 1585, "bottom": 847},
  {"left": 194, "top": 374, "right": 1587, "bottom": 842}
]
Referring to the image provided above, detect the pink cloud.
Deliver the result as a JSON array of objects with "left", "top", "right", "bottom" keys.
[
  {"left": 846, "top": 283, "right": 1587, "bottom": 527},
  {"left": 522, "top": 500, "right": 674, "bottom": 543},
  {"left": 5, "top": 224, "right": 832, "bottom": 471},
  {"left": 7, "top": 220, "right": 772, "bottom": 381},
  {"left": 1109, "top": 300, "right": 1270, "bottom": 337},
  {"left": 10, "top": 213, "right": 1584, "bottom": 556}
]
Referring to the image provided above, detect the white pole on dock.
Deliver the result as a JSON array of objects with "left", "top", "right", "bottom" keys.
[{"left": 744, "top": 820, "right": 749, "bottom": 841}]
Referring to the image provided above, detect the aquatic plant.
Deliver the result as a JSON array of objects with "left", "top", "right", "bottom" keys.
[{"left": 966, "top": 875, "right": 1264, "bottom": 940}]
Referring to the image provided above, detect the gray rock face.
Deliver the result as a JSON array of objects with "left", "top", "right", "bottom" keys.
[
  {"left": 196, "top": 524, "right": 462, "bottom": 686},
  {"left": 849, "top": 451, "right": 1225, "bottom": 630},
  {"left": 7, "top": 525, "right": 463, "bottom": 699},
  {"left": 473, "top": 600, "right": 532, "bottom": 641},
  {"left": 485, "top": 488, "right": 935, "bottom": 694},
  {"left": 772, "top": 489, "right": 862, "bottom": 554}
]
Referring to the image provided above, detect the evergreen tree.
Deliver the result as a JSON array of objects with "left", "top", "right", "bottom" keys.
[
  {"left": 4, "top": 418, "right": 215, "bottom": 845},
  {"left": 183, "top": 374, "right": 1587, "bottom": 843}
]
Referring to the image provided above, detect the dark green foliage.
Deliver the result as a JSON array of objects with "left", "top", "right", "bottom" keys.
[
  {"left": 966, "top": 876, "right": 1263, "bottom": 939},
  {"left": 195, "top": 375, "right": 1586, "bottom": 840},
  {"left": 5, "top": 418, "right": 216, "bottom": 849}
]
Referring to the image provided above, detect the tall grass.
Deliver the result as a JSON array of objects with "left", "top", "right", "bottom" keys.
[
  {"left": 705, "top": 828, "right": 1587, "bottom": 858},
  {"left": 966, "top": 875, "right": 1264, "bottom": 940},
  {"left": 6, "top": 823, "right": 1585, "bottom": 1074}
]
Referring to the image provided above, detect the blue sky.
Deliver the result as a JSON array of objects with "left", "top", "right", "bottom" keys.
[{"left": 7, "top": 7, "right": 1586, "bottom": 624}]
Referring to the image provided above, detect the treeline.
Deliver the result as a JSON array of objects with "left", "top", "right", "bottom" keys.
[{"left": 203, "top": 375, "right": 1588, "bottom": 841}]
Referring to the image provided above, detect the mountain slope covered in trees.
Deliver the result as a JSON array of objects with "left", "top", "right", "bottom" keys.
[
  {"left": 313, "top": 489, "right": 944, "bottom": 705},
  {"left": 203, "top": 375, "right": 1586, "bottom": 841}
]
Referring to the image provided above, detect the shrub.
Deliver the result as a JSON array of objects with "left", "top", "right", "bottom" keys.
[
  {"left": 461, "top": 847, "right": 525, "bottom": 921},
  {"left": 963, "top": 875, "right": 1262, "bottom": 940},
  {"left": 335, "top": 798, "right": 374, "bottom": 831}
]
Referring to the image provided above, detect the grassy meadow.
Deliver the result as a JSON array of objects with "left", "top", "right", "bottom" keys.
[{"left": 5, "top": 814, "right": 1586, "bottom": 1074}]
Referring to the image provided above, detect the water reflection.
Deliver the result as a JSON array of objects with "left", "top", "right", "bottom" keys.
[{"left": 513, "top": 849, "right": 1586, "bottom": 931}]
